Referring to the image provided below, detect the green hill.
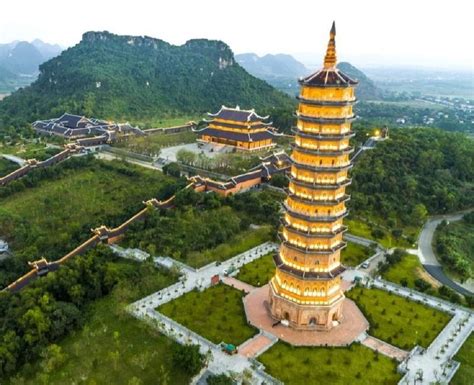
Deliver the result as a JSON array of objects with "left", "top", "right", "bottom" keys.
[
  {"left": 0, "top": 31, "right": 292, "bottom": 132},
  {"left": 337, "top": 62, "right": 383, "bottom": 100}
]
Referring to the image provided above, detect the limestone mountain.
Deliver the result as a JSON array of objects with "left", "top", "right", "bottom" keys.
[
  {"left": 236, "top": 53, "right": 309, "bottom": 79},
  {"left": 0, "top": 31, "right": 292, "bottom": 129}
]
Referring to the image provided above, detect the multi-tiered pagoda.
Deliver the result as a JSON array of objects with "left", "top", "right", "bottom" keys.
[
  {"left": 268, "top": 22, "right": 358, "bottom": 330},
  {"left": 197, "top": 106, "right": 275, "bottom": 151}
]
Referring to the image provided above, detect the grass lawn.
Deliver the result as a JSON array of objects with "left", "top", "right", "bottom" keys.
[
  {"left": 186, "top": 226, "right": 272, "bottom": 268},
  {"left": 158, "top": 284, "right": 258, "bottom": 346},
  {"left": 382, "top": 253, "right": 440, "bottom": 289},
  {"left": 346, "top": 286, "right": 451, "bottom": 349},
  {"left": 6, "top": 261, "right": 193, "bottom": 385},
  {"left": 236, "top": 252, "right": 274, "bottom": 287},
  {"left": 341, "top": 241, "right": 372, "bottom": 267},
  {"left": 258, "top": 342, "right": 401, "bottom": 385},
  {"left": 451, "top": 333, "right": 474, "bottom": 385},
  {"left": 0, "top": 158, "right": 173, "bottom": 258},
  {"left": 116, "top": 131, "right": 198, "bottom": 156},
  {"left": 0, "top": 157, "right": 18, "bottom": 176}
]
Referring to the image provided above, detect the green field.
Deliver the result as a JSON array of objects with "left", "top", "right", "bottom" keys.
[
  {"left": 0, "top": 157, "right": 18, "bottom": 176},
  {"left": 159, "top": 284, "right": 258, "bottom": 346},
  {"left": 346, "top": 218, "right": 414, "bottom": 249},
  {"left": 346, "top": 287, "right": 451, "bottom": 349},
  {"left": 259, "top": 342, "right": 401, "bottom": 385},
  {"left": 236, "top": 252, "right": 274, "bottom": 287},
  {"left": 451, "top": 333, "right": 474, "bottom": 385},
  {"left": 186, "top": 226, "right": 272, "bottom": 268},
  {"left": 6, "top": 261, "right": 193, "bottom": 385},
  {"left": 0, "top": 158, "right": 173, "bottom": 259},
  {"left": 382, "top": 253, "right": 437, "bottom": 289},
  {"left": 341, "top": 241, "right": 372, "bottom": 267}
]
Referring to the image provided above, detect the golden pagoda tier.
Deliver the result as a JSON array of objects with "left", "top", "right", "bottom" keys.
[{"left": 268, "top": 22, "right": 358, "bottom": 330}]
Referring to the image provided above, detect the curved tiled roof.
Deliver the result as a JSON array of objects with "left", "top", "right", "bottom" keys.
[{"left": 300, "top": 68, "right": 358, "bottom": 87}]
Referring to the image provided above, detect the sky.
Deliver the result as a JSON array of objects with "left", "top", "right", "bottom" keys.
[{"left": 1, "top": 0, "right": 473, "bottom": 70}]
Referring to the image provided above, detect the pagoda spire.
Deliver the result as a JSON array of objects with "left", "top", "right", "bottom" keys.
[{"left": 323, "top": 21, "right": 337, "bottom": 69}]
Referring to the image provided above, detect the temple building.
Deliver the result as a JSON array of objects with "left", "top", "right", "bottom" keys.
[
  {"left": 196, "top": 106, "right": 276, "bottom": 151},
  {"left": 268, "top": 22, "right": 358, "bottom": 330},
  {"left": 33, "top": 113, "right": 144, "bottom": 141}
]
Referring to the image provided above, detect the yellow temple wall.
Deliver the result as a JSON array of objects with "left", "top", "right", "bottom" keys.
[
  {"left": 290, "top": 167, "right": 349, "bottom": 184},
  {"left": 300, "top": 86, "right": 355, "bottom": 102},
  {"left": 289, "top": 183, "right": 346, "bottom": 201},
  {"left": 298, "top": 104, "right": 353, "bottom": 118},
  {"left": 286, "top": 198, "right": 345, "bottom": 217},
  {"left": 282, "top": 228, "right": 343, "bottom": 250},
  {"left": 292, "top": 152, "right": 350, "bottom": 168},
  {"left": 295, "top": 137, "right": 350, "bottom": 150},
  {"left": 284, "top": 214, "right": 344, "bottom": 234},
  {"left": 297, "top": 121, "right": 351, "bottom": 134},
  {"left": 280, "top": 244, "right": 342, "bottom": 268}
]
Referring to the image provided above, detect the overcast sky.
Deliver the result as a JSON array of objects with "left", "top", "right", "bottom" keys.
[{"left": 1, "top": 0, "right": 473, "bottom": 70}]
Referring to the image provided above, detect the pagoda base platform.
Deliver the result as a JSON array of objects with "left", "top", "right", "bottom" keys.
[{"left": 243, "top": 284, "right": 368, "bottom": 346}]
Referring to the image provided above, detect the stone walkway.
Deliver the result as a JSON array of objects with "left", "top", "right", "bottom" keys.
[
  {"left": 361, "top": 335, "right": 409, "bottom": 362},
  {"left": 243, "top": 284, "right": 369, "bottom": 346},
  {"left": 127, "top": 236, "right": 474, "bottom": 385},
  {"left": 222, "top": 276, "right": 255, "bottom": 293},
  {"left": 238, "top": 333, "right": 276, "bottom": 358}
]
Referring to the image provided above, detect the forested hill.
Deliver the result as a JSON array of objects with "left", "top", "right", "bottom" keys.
[
  {"left": 0, "top": 31, "right": 292, "bottom": 131},
  {"left": 337, "top": 62, "right": 382, "bottom": 100}
]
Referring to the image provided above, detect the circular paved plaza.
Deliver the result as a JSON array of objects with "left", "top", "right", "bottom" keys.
[{"left": 243, "top": 284, "right": 369, "bottom": 346}]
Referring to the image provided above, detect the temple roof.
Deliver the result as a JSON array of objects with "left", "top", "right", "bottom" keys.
[{"left": 208, "top": 105, "right": 270, "bottom": 123}]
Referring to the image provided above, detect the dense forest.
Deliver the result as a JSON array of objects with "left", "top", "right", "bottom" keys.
[
  {"left": 0, "top": 31, "right": 293, "bottom": 137},
  {"left": 435, "top": 212, "right": 474, "bottom": 281},
  {"left": 349, "top": 128, "right": 474, "bottom": 230}
]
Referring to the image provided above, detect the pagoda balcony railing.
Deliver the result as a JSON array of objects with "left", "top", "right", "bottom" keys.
[
  {"left": 289, "top": 177, "right": 352, "bottom": 190},
  {"left": 280, "top": 219, "right": 348, "bottom": 238},
  {"left": 291, "top": 143, "right": 355, "bottom": 156},
  {"left": 274, "top": 253, "right": 346, "bottom": 280},
  {"left": 278, "top": 239, "right": 347, "bottom": 255},
  {"left": 290, "top": 157, "right": 353, "bottom": 171},
  {"left": 296, "top": 96, "right": 357, "bottom": 106},
  {"left": 296, "top": 113, "right": 357, "bottom": 124},
  {"left": 292, "top": 128, "right": 355, "bottom": 140},
  {"left": 287, "top": 193, "right": 350, "bottom": 206},
  {"left": 284, "top": 203, "right": 349, "bottom": 222}
]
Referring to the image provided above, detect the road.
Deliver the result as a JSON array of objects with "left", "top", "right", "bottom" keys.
[{"left": 417, "top": 211, "right": 473, "bottom": 296}]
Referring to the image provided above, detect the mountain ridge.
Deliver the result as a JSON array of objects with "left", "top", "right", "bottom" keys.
[{"left": 0, "top": 31, "right": 293, "bottom": 132}]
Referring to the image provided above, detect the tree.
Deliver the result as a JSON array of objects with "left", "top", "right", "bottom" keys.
[
  {"left": 207, "top": 374, "right": 233, "bottom": 385},
  {"left": 172, "top": 344, "right": 203, "bottom": 376},
  {"left": 162, "top": 162, "right": 181, "bottom": 178}
]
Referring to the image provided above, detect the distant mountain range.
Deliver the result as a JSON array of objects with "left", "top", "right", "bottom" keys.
[
  {"left": 0, "top": 40, "right": 62, "bottom": 92},
  {"left": 0, "top": 31, "right": 292, "bottom": 130},
  {"left": 236, "top": 52, "right": 382, "bottom": 100}
]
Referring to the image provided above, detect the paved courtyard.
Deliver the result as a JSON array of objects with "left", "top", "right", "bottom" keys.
[
  {"left": 243, "top": 284, "right": 369, "bottom": 346},
  {"left": 159, "top": 142, "right": 234, "bottom": 162}
]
